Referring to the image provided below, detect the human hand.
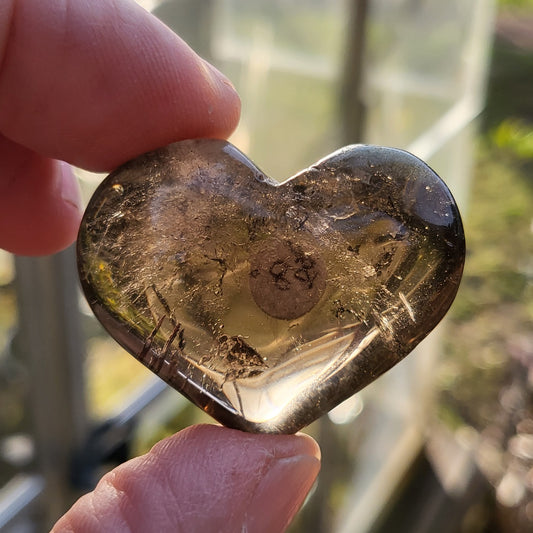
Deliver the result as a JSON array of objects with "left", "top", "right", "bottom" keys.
[
  {"left": 53, "top": 425, "right": 320, "bottom": 532},
  {"left": 0, "top": 0, "right": 240, "bottom": 255},
  {"left": 1, "top": 0, "right": 321, "bottom": 530}
]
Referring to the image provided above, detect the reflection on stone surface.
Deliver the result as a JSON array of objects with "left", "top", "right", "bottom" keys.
[{"left": 77, "top": 139, "right": 465, "bottom": 434}]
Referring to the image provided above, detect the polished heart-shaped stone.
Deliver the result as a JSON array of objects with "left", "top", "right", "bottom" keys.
[{"left": 77, "top": 139, "right": 465, "bottom": 434}]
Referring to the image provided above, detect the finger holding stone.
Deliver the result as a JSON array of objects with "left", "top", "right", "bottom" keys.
[
  {"left": 0, "top": 0, "right": 241, "bottom": 172},
  {"left": 52, "top": 425, "right": 321, "bottom": 533},
  {"left": 0, "top": 135, "right": 82, "bottom": 255}
]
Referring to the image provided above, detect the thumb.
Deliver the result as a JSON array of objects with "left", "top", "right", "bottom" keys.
[{"left": 52, "top": 425, "right": 321, "bottom": 533}]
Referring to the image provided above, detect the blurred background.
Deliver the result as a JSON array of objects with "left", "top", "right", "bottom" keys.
[{"left": 1, "top": 0, "right": 532, "bottom": 531}]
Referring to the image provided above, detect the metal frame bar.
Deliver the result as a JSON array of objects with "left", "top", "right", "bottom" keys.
[
  {"left": 0, "top": 474, "right": 45, "bottom": 531},
  {"left": 13, "top": 248, "right": 89, "bottom": 528}
]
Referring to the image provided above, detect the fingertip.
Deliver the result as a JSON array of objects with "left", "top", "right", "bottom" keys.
[
  {"left": 58, "top": 160, "right": 83, "bottom": 217},
  {"left": 245, "top": 452, "right": 320, "bottom": 533},
  {"left": 294, "top": 431, "right": 322, "bottom": 462},
  {"left": 149, "top": 425, "right": 321, "bottom": 533},
  {"left": 201, "top": 61, "right": 242, "bottom": 142},
  {"left": 0, "top": 137, "right": 82, "bottom": 256},
  {"left": 151, "top": 424, "right": 320, "bottom": 472}
]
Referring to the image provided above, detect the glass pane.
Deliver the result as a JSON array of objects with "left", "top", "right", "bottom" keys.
[{"left": 212, "top": 0, "right": 347, "bottom": 179}]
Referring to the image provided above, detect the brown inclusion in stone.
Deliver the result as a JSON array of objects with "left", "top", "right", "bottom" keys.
[
  {"left": 77, "top": 139, "right": 465, "bottom": 434},
  {"left": 249, "top": 238, "right": 327, "bottom": 320}
]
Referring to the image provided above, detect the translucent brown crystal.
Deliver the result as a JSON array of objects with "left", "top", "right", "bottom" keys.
[{"left": 77, "top": 139, "right": 465, "bottom": 434}]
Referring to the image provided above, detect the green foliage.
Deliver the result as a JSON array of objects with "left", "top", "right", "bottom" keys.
[
  {"left": 440, "top": 27, "right": 533, "bottom": 432},
  {"left": 449, "top": 133, "right": 533, "bottom": 329},
  {"left": 498, "top": 0, "right": 533, "bottom": 7},
  {"left": 491, "top": 118, "right": 533, "bottom": 159}
]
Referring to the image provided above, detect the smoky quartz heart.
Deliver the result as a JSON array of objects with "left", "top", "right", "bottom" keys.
[{"left": 77, "top": 139, "right": 465, "bottom": 434}]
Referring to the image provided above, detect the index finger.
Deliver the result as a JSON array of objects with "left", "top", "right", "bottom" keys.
[{"left": 0, "top": 0, "right": 240, "bottom": 171}]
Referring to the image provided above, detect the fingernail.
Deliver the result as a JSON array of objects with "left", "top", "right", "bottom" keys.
[
  {"left": 59, "top": 161, "right": 83, "bottom": 214},
  {"left": 201, "top": 59, "right": 238, "bottom": 93},
  {"left": 244, "top": 453, "right": 321, "bottom": 533}
]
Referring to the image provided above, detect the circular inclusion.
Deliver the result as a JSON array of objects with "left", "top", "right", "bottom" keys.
[{"left": 249, "top": 239, "right": 327, "bottom": 320}]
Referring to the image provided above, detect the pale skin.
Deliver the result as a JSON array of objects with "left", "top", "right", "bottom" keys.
[{"left": 0, "top": 1, "right": 321, "bottom": 531}]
